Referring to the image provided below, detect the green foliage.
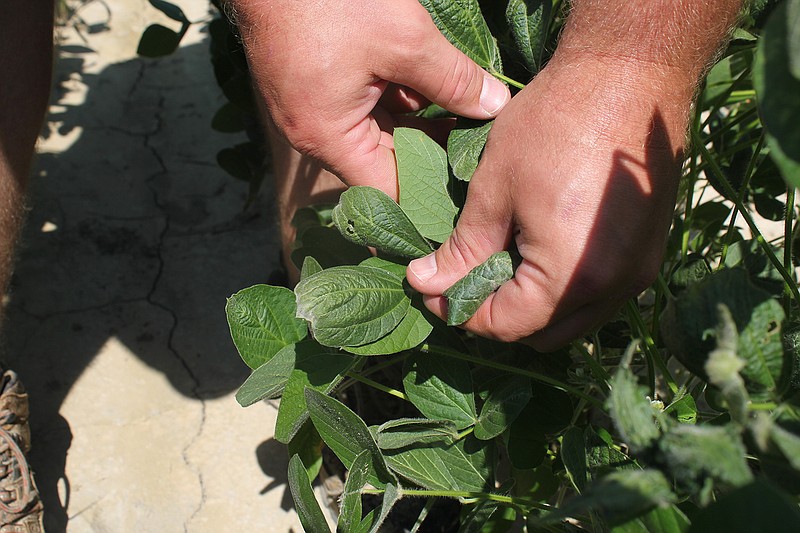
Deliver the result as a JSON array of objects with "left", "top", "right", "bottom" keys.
[
  {"left": 221, "top": 1, "right": 800, "bottom": 530},
  {"left": 395, "top": 128, "right": 458, "bottom": 242},
  {"left": 443, "top": 251, "right": 514, "bottom": 325}
]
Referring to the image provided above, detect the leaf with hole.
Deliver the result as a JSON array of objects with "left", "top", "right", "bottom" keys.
[
  {"left": 333, "top": 187, "right": 433, "bottom": 259},
  {"left": 226, "top": 285, "right": 307, "bottom": 369},
  {"left": 395, "top": 128, "right": 458, "bottom": 243},
  {"left": 295, "top": 265, "right": 410, "bottom": 347},
  {"left": 661, "top": 268, "right": 786, "bottom": 400},
  {"left": 444, "top": 252, "right": 513, "bottom": 325}
]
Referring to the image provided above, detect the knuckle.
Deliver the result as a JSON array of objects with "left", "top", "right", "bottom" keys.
[{"left": 433, "top": 53, "right": 481, "bottom": 107}]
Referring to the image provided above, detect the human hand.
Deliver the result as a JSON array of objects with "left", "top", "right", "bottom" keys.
[
  {"left": 407, "top": 55, "right": 695, "bottom": 350},
  {"left": 232, "top": 0, "right": 510, "bottom": 198}
]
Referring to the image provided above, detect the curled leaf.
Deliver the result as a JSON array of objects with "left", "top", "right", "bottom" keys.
[{"left": 443, "top": 252, "right": 513, "bottom": 325}]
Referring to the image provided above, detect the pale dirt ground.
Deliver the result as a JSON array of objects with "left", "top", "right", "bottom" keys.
[{"left": 3, "top": 0, "right": 304, "bottom": 531}]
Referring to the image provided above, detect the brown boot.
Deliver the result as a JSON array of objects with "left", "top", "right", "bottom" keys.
[{"left": 0, "top": 370, "right": 43, "bottom": 533}]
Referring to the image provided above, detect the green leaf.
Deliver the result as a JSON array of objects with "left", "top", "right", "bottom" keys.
[
  {"left": 658, "top": 424, "right": 753, "bottom": 492},
  {"left": 562, "top": 426, "right": 635, "bottom": 494},
  {"left": 356, "top": 481, "right": 400, "bottom": 533},
  {"left": 403, "top": 352, "right": 477, "bottom": 430},
  {"left": 687, "top": 479, "right": 800, "bottom": 533},
  {"left": 753, "top": 1, "right": 800, "bottom": 186},
  {"left": 235, "top": 344, "right": 296, "bottom": 407},
  {"left": 770, "top": 422, "right": 800, "bottom": 471},
  {"left": 359, "top": 256, "right": 407, "bottom": 278},
  {"left": 211, "top": 102, "right": 245, "bottom": 133},
  {"left": 288, "top": 420, "right": 323, "bottom": 482},
  {"left": 295, "top": 265, "right": 410, "bottom": 347},
  {"left": 300, "top": 256, "right": 323, "bottom": 280},
  {"left": 291, "top": 226, "right": 372, "bottom": 271},
  {"left": 474, "top": 376, "right": 532, "bottom": 440},
  {"left": 447, "top": 120, "right": 492, "bottom": 182},
  {"left": 137, "top": 24, "right": 181, "bottom": 58},
  {"left": 385, "top": 436, "right": 491, "bottom": 492},
  {"left": 507, "top": 414, "right": 547, "bottom": 470},
  {"left": 344, "top": 304, "right": 433, "bottom": 356},
  {"left": 539, "top": 470, "right": 675, "bottom": 528},
  {"left": 274, "top": 341, "right": 357, "bottom": 443},
  {"left": 305, "top": 389, "right": 395, "bottom": 488},
  {"left": 661, "top": 268, "right": 786, "bottom": 400},
  {"left": 418, "top": 0, "right": 503, "bottom": 74},
  {"left": 226, "top": 285, "right": 307, "bottom": 369},
  {"left": 216, "top": 142, "right": 262, "bottom": 181},
  {"left": 148, "top": 0, "right": 189, "bottom": 23},
  {"left": 374, "top": 418, "right": 458, "bottom": 450},
  {"left": 395, "top": 128, "right": 458, "bottom": 243},
  {"left": 338, "top": 450, "right": 370, "bottom": 532},
  {"left": 287, "top": 454, "right": 332, "bottom": 533},
  {"left": 332, "top": 187, "right": 433, "bottom": 259},
  {"left": 607, "top": 364, "right": 662, "bottom": 453},
  {"left": 443, "top": 251, "right": 513, "bottom": 326},
  {"left": 505, "top": 0, "right": 551, "bottom": 74},
  {"left": 458, "top": 497, "right": 503, "bottom": 533},
  {"left": 613, "top": 505, "right": 690, "bottom": 533},
  {"left": 561, "top": 426, "right": 589, "bottom": 493}
]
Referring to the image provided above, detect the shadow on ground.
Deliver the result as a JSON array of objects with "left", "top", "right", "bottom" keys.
[{"left": 3, "top": 28, "right": 282, "bottom": 531}]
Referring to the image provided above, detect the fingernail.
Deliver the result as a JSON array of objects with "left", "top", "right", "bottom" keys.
[
  {"left": 409, "top": 254, "right": 438, "bottom": 284},
  {"left": 479, "top": 74, "right": 509, "bottom": 116}
]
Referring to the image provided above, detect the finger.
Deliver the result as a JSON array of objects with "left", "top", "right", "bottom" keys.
[
  {"left": 381, "top": 30, "right": 510, "bottom": 120},
  {"left": 378, "top": 84, "right": 431, "bottom": 113}
]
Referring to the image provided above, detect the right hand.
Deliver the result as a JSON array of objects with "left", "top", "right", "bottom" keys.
[{"left": 233, "top": 0, "right": 510, "bottom": 198}]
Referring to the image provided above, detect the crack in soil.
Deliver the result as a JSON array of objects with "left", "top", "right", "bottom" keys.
[{"left": 141, "top": 79, "right": 208, "bottom": 531}]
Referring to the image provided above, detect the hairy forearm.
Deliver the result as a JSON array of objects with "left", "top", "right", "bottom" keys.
[{"left": 557, "top": 0, "right": 743, "bottom": 91}]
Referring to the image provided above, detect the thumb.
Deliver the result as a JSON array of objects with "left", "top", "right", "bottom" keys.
[
  {"left": 406, "top": 200, "right": 511, "bottom": 296},
  {"left": 386, "top": 32, "right": 511, "bottom": 120}
]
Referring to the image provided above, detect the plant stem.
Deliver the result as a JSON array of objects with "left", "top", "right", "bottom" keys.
[
  {"left": 749, "top": 401, "right": 778, "bottom": 411},
  {"left": 344, "top": 372, "right": 409, "bottom": 401},
  {"left": 421, "top": 343, "right": 603, "bottom": 408},
  {"left": 692, "top": 128, "right": 800, "bottom": 304},
  {"left": 338, "top": 353, "right": 408, "bottom": 393},
  {"left": 491, "top": 71, "right": 526, "bottom": 90},
  {"left": 785, "top": 185, "right": 796, "bottom": 321},
  {"left": 719, "top": 132, "right": 764, "bottom": 266},
  {"left": 571, "top": 341, "right": 610, "bottom": 387},
  {"left": 625, "top": 300, "right": 679, "bottom": 395},
  {"left": 362, "top": 487, "right": 551, "bottom": 511}
]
